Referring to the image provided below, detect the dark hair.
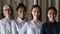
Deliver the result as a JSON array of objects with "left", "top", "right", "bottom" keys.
[
  {"left": 30, "top": 5, "right": 41, "bottom": 20},
  {"left": 16, "top": 3, "right": 26, "bottom": 11},
  {"left": 47, "top": 7, "right": 57, "bottom": 14}
]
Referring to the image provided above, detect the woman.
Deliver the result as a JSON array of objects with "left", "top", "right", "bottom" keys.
[
  {"left": 0, "top": 4, "right": 15, "bottom": 34},
  {"left": 12, "top": 3, "right": 27, "bottom": 34},
  {"left": 40, "top": 7, "right": 60, "bottom": 34},
  {"left": 27, "top": 5, "right": 44, "bottom": 34}
]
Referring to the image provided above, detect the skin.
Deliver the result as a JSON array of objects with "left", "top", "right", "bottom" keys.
[
  {"left": 17, "top": 7, "right": 26, "bottom": 20},
  {"left": 47, "top": 9, "right": 57, "bottom": 22},
  {"left": 31, "top": 7, "right": 40, "bottom": 26},
  {"left": 3, "top": 5, "right": 12, "bottom": 19}
]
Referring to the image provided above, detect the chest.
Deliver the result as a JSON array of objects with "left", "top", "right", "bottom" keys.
[
  {"left": 27, "top": 24, "right": 41, "bottom": 34},
  {"left": 45, "top": 24, "right": 59, "bottom": 34}
]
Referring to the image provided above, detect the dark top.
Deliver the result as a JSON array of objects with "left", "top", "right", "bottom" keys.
[{"left": 40, "top": 21, "right": 60, "bottom": 34}]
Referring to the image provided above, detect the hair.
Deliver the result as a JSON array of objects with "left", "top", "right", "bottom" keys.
[
  {"left": 3, "top": 4, "right": 14, "bottom": 19},
  {"left": 16, "top": 3, "right": 26, "bottom": 11},
  {"left": 47, "top": 7, "right": 57, "bottom": 14},
  {"left": 30, "top": 5, "right": 42, "bottom": 20}
]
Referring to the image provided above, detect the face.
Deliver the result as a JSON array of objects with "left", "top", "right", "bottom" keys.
[
  {"left": 31, "top": 7, "right": 40, "bottom": 18},
  {"left": 17, "top": 7, "right": 26, "bottom": 19},
  {"left": 3, "top": 5, "right": 12, "bottom": 18},
  {"left": 47, "top": 9, "right": 56, "bottom": 21}
]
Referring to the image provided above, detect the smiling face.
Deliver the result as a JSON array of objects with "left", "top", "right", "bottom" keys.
[
  {"left": 17, "top": 7, "right": 26, "bottom": 19},
  {"left": 47, "top": 9, "right": 57, "bottom": 22},
  {"left": 3, "top": 5, "right": 12, "bottom": 18},
  {"left": 31, "top": 7, "right": 40, "bottom": 19}
]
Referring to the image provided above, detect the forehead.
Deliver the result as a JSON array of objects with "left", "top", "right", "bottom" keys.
[
  {"left": 19, "top": 7, "right": 25, "bottom": 9},
  {"left": 48, "top": 9, "right": 56, "bottom": 13},
  {"left": 18, "top": 7, "right": 25, "bottom": 11},
  {"left": 3, "top": 5, "right": 10, "bottom": 9},
  {"left": 32, "top": 7, "right": 40, "bottom": 11}
]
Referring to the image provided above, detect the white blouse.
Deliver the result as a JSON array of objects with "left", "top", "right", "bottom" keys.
[
  {"left": 27, "top": 20, "right": 44, "bottom": 34},
  {"left": 15, "top": 17, "right": 26, "bottom": 34},
  {"left": 19, "top": 20, "right": 44, "bottom": 34},
  {"left": 0, "top": 18, "right": 15, "bottom": 34}
]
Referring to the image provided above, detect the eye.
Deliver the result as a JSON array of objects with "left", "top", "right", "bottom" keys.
[{"left": 49, "top": 12, "right": 51, "bottom": 14}]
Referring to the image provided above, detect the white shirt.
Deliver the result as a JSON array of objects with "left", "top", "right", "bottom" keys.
[
  {"left": 19, "top": 20, "right": 44, "bottom": 34},
  {"left": 0, "top": 18, "right": 15, "bottom": 34},
  {"left": 19, "top": 22, "right": 27, "bottom": 34},
  {"left": 15, "top": 17, "right": 26, "bottom": 34},
  {"left": 27, "top": 20, "right": 44, "bottom": 34}
]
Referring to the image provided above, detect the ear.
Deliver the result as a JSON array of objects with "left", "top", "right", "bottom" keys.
[{"left": 31, "top": 11, "right": 33, "bottom": 15}]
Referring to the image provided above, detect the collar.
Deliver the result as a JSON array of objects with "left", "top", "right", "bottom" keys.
[
  {"left": 48, "top": 20, "right": 57, "bottom": 24},
  {"left": 17, "top": 17, "right": 25, "bottom": 22},
  {"left": 4, "top": 17, "right": 13, "bottom": 20},
  {"left": 30, "top": 20, "right": 41, "bottom": 27}
]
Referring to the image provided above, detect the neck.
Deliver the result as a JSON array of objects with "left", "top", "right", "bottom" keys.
[
  {"left": 20, "top": 17, "right": 25, "bottom": 20},
  {"left": 6, "top": 16, "right": 10, "bottom": 19},
  {"left": 49, "top": 19, "right": 55, "bottom": 22},
  {"left": 33, "top": 17, "right": 40, "bottom": 25},
  {"left": 21, "top": 18, "right": 25, "bottom": 20}
]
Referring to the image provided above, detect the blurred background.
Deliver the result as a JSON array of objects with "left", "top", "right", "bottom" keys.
[{"left": 0, "top": 0, "right": 60, "bottom": 22}]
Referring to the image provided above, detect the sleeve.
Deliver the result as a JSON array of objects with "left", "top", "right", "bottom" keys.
[
  {"left": 11, "top": 20, "right": 18, "bottom": 34},
  {"left": 40, "top": 23, "right": 46, "bottom": 34}
]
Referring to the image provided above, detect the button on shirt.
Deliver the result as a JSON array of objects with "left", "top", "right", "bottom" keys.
[{"left": 40, "top": 21, "right": 60, "bottom": 34}]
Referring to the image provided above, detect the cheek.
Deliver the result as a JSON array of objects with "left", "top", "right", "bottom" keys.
[
  {"left": 9, "top": 11, "right": 11, "bottom": 14},
  {"left": 47, "top": 14, "right": 51, "bottom": 18},
  {"left": 54, "top": 14, "right": 56, "bottom": 18},
  {"left": 18, "top": 12, "right": 21, "bottom": 15},
  {"left": 31, "top": 11, "right": 34, "bottom": 16},
  {"left": 38, "top": 13, "right": 40, "bottom": 16},
  {"left": 4, "top": 11, "right": 7, "bottom": 15}
]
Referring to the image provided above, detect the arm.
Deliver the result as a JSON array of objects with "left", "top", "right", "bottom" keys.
[
  {"left": 12, "top": 20, "right": 18, "bottom": 34},
  {"left": 0, "top": 20, "right": 1, "bottom": 34}
]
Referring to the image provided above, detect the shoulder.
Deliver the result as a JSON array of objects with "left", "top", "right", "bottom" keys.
[
  {"left": 41, "top": 22, "right": 49, "bottom": 27},
  {"left": 0, "top": 18, "right": 6, "bottom": 25},
  {"left": 24, "top": 21, "right": 32, "bottom": 27},
  {"left": 0, "top": 18, "right": 6, "bottom": 23},
  {"left": 27, "top": 20, "right": 33, "bottom": 25},
  {"left": 0, "top": 18, "right": 5, "bottom": 21},
  {"left": 11, "top": 19, "right": 18, "bottom": 26}
]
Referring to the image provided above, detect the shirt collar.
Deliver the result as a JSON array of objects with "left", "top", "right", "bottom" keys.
[
  {"left": 48, "top": 20, "right": 57, "bottom": 24},
  {"left": 17, "top": 17, "right": 25, "bottom": 22},
  {"left": 30, "top": 20, "right": 41, "bottom": 27},
  {"left": 4, "top": 17, "right": 13, "bottom": 20}
]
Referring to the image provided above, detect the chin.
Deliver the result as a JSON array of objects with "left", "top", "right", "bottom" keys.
[{"left": 21, "top": 17, "right": 25, "bottom": 18}]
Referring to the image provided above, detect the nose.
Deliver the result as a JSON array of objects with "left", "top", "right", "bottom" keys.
[
  {"left": 51, "top": 14, "right": 54, "bottom": 17},
  {"left": 36, "top": 11, "right": 38, "bottom": 14},
  {"left": 22, "top": 11, "right": 25, "bottom": 15}
]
